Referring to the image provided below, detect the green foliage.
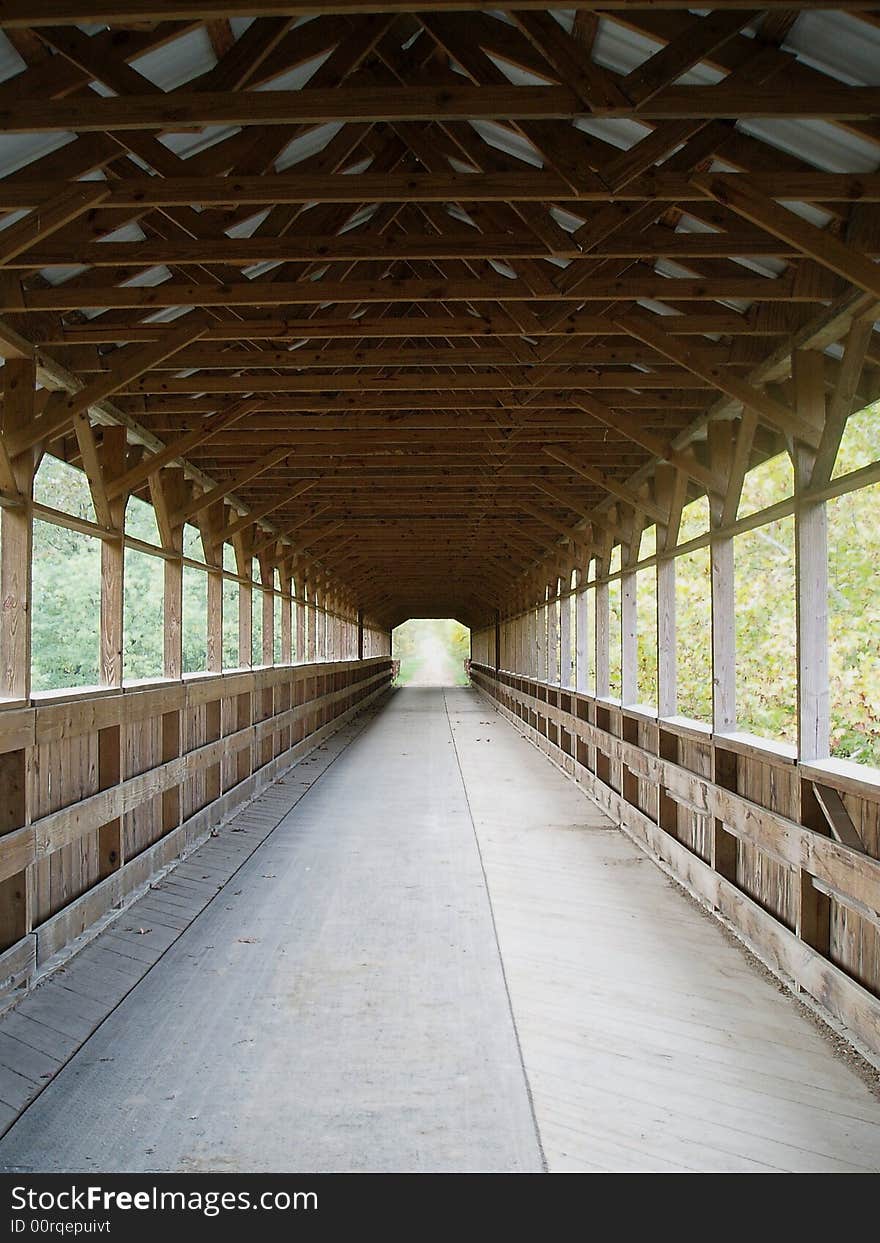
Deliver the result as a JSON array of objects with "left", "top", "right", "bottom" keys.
[
  {"left": 828, "top": 478, "right": 880, "bottom": 764},
  {"left": 19, "top": 400, "right": 880, "bottom": 770},
  {"left": 392, "top": 617, "right": 470, "bottom": 686},
  {"left": 675, "top": 547, "right": 712, "bottom": 722},
  {"left": 608, "top": 578, "right": 621, "bottom": 697},
  {"left": 636, "top": 566, "right": 657, "bottom": 706},
  {"left": 32, "top": 517, "right": 101, "bottom": 692},
  {"left": 734, "top": 515, "right": 797, "bottom": 743}
]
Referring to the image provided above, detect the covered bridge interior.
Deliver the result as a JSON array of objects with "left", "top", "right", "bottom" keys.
[{"left": 0, "top": 2, "right": 879, "bottom": 1172}]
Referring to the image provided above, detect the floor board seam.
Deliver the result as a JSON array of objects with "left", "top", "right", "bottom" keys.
[{"left": 443, "top": 686, "right": 549, "bottom": 1174}]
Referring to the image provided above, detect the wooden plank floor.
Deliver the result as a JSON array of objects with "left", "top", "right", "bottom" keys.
[
  {"left": 0, "top": 685, "right": 878, "bottom": 1172},
  {"left": 445, "top": 686, "right": 880, "bottom": 1174},
  {"left": 0, "top": 688, "right": 542, "bottom": 1174},
  {"left": 0, "top": 701, "right": 390, "bottom": 1141}
]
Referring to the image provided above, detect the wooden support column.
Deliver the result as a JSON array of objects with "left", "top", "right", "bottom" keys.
[
  {"left": 279, "top": 559, "right": 293, "bottom": 665},
  {"left": 655, "top": 466, "right": 686, "bottom": 719},
  {"left": 295, "top": 573, "right": 307, "bottom": 664},
  {"left": 150, "top": 468, "right": 192, "bottom": 833},
  {"left": 794, "top": 350, "right": 830, "bottom": 763},
  {"left": 708, "top": 426, "right": 736, "bottom": 734},
  {"left": 199, "top": 502, "right": 226, "bottom": 675},
  {"left": 149, "top": 467, "right": 190, "bottom": 681},
  {"left": 259, "top": 553, "right": 275, "bottom": 667},
  {"left": 0, "top": 357, "right": 37, "bottom": 704},
  {"left": 621, "top": 569, "right": 637, "bottom": 705},
  {"left": 97, "top": 427, "right": 128, "bottom": 689},
  {"left": 595, "top": 568, "right": 610, "bottom": 699},
  {"left": 233, "top": 533, "right": 253, "bottom": 669},
  {"left": 559, "top": 580, "right": 572, "bottom": 688},
  {"left": 575, "top": 568, "right": 589, "bottom": 693},
  {"left": 0, "top": 358, "right": 35, "bottom": 947},
  {"left": 357, "top": 608, "right": 364, "bottom": 660},
  {"left": 307, "top": 581, "right": 317, "bottom": 661},
  {"left": 547, "top": 582, "right": 559, "bottom": 685}
]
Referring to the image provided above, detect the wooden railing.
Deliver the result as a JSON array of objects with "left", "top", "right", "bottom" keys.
[
  {"left": 0, "top": 657, "right": 393, "bottom": 997},
  {"left": 471, "top": 662, "right": 880, "bottom": 1063}
]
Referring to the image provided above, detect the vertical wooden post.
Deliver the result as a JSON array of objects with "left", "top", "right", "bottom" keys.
[
  {"left": 595, "top": 573, "right": 610, "bottom": 698},
  {"left": 233, "top": 533, "right": 253, "bottom": 669},
  {"left": 575, "top": 568, "right": 589, "bottom": 693},
  {"left": 307, "top": 580, "right": 317, "bottom": 661},
  {"left": 259, "top": 553, "right": 275, "bottom": 667},
  {"left": 547, "top": 582, "right": 559, "bottom": 685},
  {"left": 295, "top": 572, "right": 306, "bottom": 664},
  {"left": 621, "top": 570, "right": 637, "bottom": 705},
  {"left": 559, "top": 580, "right": 571, "bottom": 688},
  {"left": 708, "top": 425, "right": 736, "bottom": 734},
  {"left": 149, "top": 467, "right": 190, "bottom": 681},
  {"left": 655, "top": 466, "right": 685, "bottom": 719},
  {"left": 98, "top": 427, "right": 128, "bottom": 689},
  {"left": 1, "top": 357, "right": 37, "bottom": 703},
  {"left": 279, "top": 558, "right": 293, "bottom": 666},
  {"left": 0, "top": 359, "right": 34, "bottom": 947},
  {"left": 357, "top": 608, "right": 364, "bottom": 660},
  {"left": 198, "top": 502, "right": 225, "bottom": 675},
  {"left": 793, "top": 350, "right": 830, "bottom": 763}
]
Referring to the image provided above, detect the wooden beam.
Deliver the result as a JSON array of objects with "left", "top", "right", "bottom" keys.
[
  {"left": 810, "top": 319, "right": 873, "bottom": 487},
  {"left": 0, "top": 184, "right": 108, "bottom": 266},
  {"left": 620, "top": 10, "right": 759, "bottom": 105},
  {"left": 104, "top": 397, "right": 259, "bottom": 500},
  {"left": 1, "top": 172, "right": 880, "bottom": 212},
  {"left": 812, "top": 784, "right": 864, "bottom": 852},
  {"left": 569, "top": 393, "right": 721, "bottom": 493},
  {"left": 220, "top": 481, "right": 318, "bottom": 544},
  {"left": 8, "top": 324, "right": 207, "bottom": 454},
  {"left": 0, "top": 1, "right": 872, "bottom": 26},
  {"left": 616, "top": 312, "right": 822, "bottom": 446},
  {"left": 170, "top": 444, "right": 295, "bottom": 527},
  {"left": 0, "top": 83, "right": 877, "bottom": 132},
  {"left": 0, "top": 357, "right": 36, "bottom": 701},
  {"left": 3, "top": 275, "right": 801, "bottom": 312},
  {"left": 544, "top": 447, "right": 667, "bottom": 523},
  {"left": 695, "top": 174, "right": 880, "bottom": 303}
]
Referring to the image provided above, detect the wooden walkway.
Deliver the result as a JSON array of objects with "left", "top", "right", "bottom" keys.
[{"left": 0, "top": 686, "right": 878, "bottom": 1172}]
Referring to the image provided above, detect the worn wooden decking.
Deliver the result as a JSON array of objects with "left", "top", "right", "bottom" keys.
[{"left": 0, "top": 686, "right": 878, "bottom": 1172}]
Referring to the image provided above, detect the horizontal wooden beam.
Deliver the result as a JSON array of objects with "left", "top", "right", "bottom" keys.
[
  {"left": 2, "top": 172, "right": 879, "bottom": 212},
  {"left": 0, "top": 84, "right": 878, "bottom": 133},
  {"left": 104, "top": 398, "right": 259, "bottom": 500},
  {"left": 71, "top": 343, "right": 734, "bottom": 373},
  {"left": 0, "top": 1, "right": 869, "bottom": 26},
  {"left": 19, "top": 230, "right": 838, "bottom": 269},
  {"left": 44, "top": 311, "right": 779, "bottom": 344},
  {"left": 695, "top": 174, "right": 880, "bottom": 304},
  {"left": 121, "top": 369, "right": 715, "bottom": 395},
  {"left": 5, "top": 276, "right": 802, "bottom": 313}
]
